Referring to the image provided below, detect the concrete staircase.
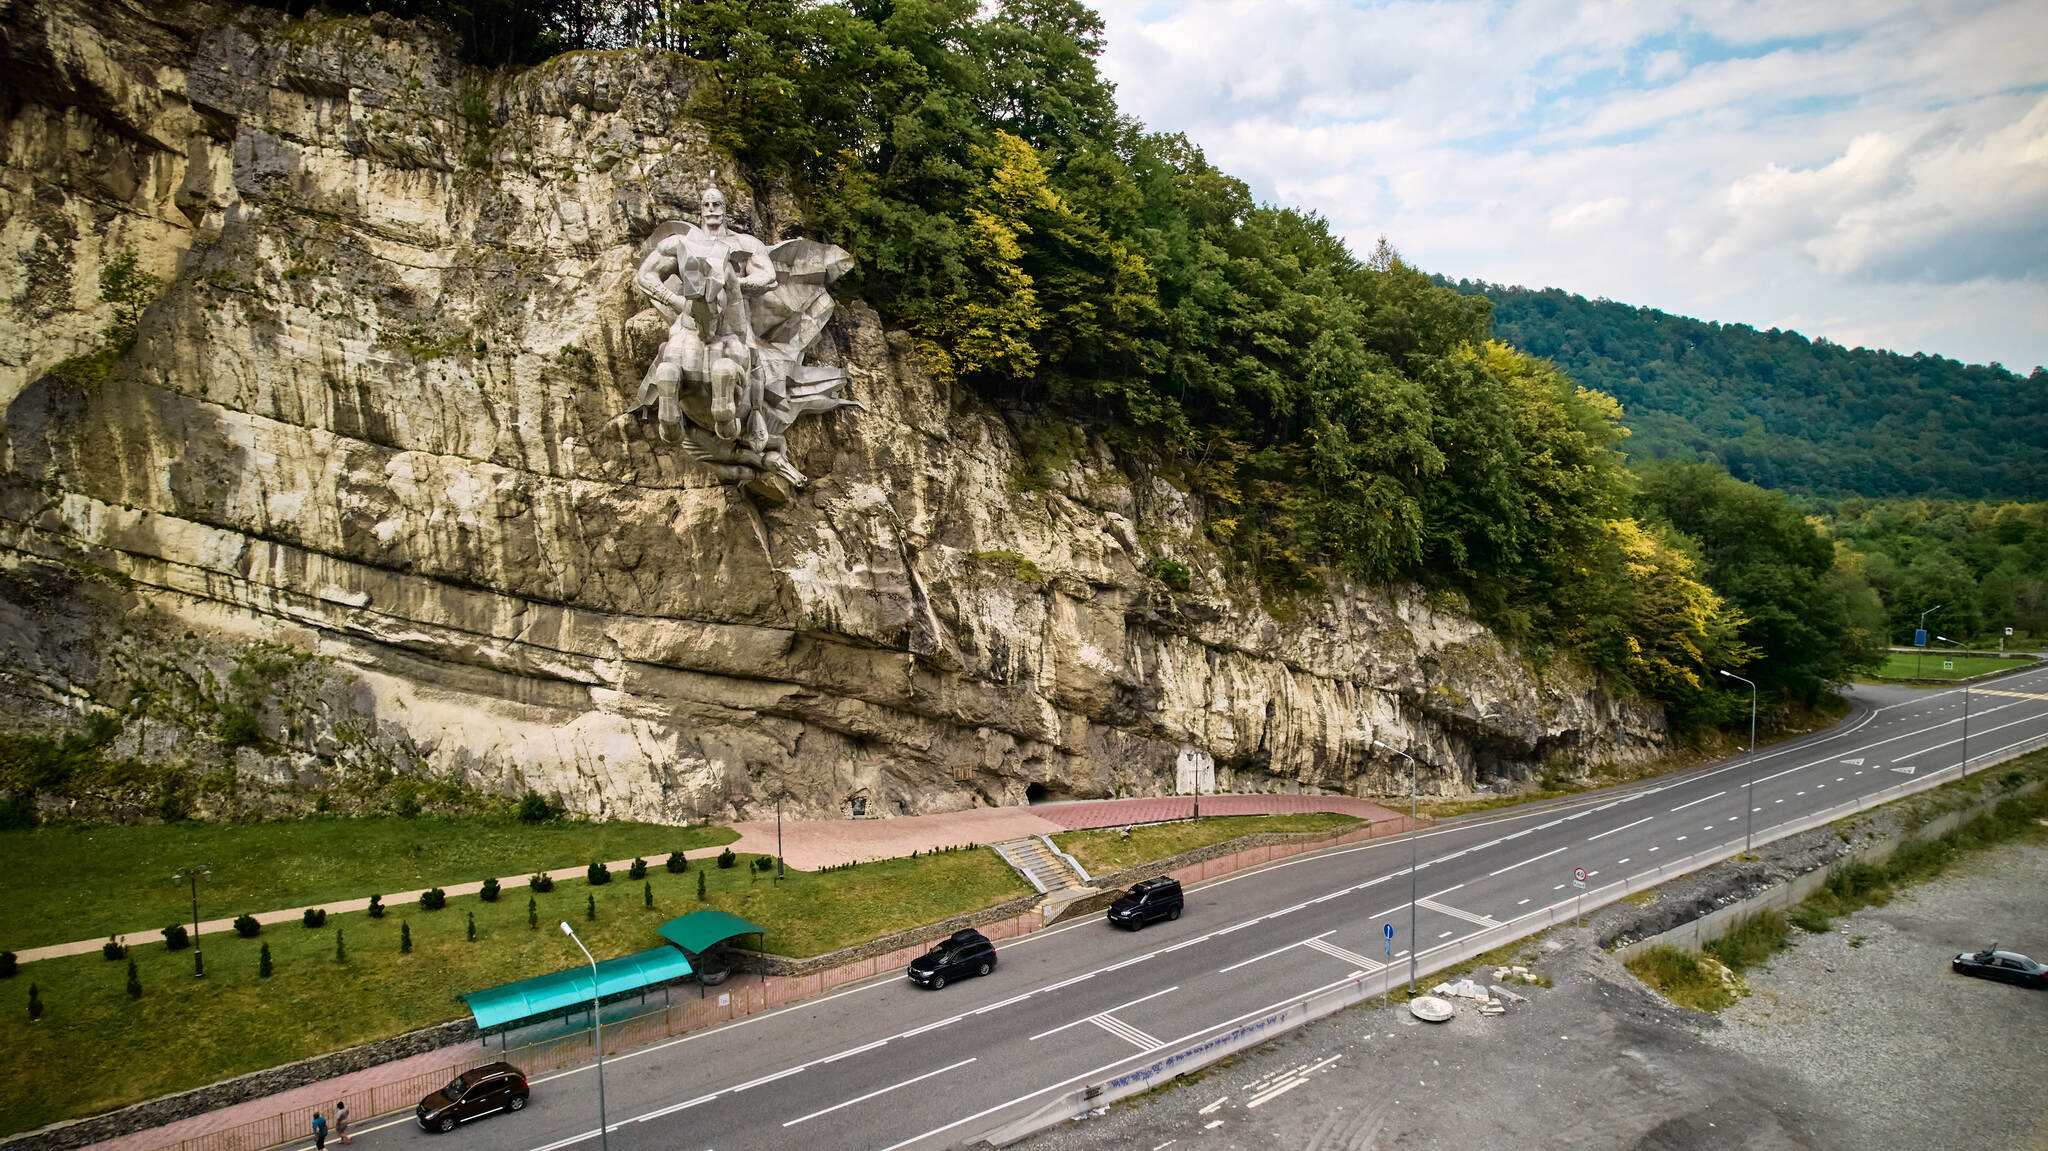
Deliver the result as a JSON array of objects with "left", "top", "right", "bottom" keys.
[{"left": 991, "top": 835, "right": 1099, "bottom": 921}]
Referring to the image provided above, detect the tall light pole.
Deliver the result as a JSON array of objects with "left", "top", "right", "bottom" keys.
[
  {"left": 775, "top": 792, "right": 785, "bottom": 881},
  {"left": 171, "top": 866, "right": 210, "bottom": 978},
  {"left": 1371, "top": 739, "right": 1419, "bottom": 994},
  {"left": 1937, "top": 636, "right": 1970, "bottom": 778},
  {"left": 1916, "top": 604, "right": 1942, "bottom": 678},
  {"left": 1718, "top": 671, "right": 1757, "bottom": 850},
  {"left": 559, "top": 922, "right": 608, "bottom": 1151}
]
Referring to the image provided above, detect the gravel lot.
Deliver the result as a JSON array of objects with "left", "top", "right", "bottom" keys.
[{"left": 1012, "top": 836, "right": 2048, "bottom": 1150}]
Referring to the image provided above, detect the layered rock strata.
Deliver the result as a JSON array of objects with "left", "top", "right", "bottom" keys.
[{"left": 0, "top": 0, "right": 1665, "bottom": 823}]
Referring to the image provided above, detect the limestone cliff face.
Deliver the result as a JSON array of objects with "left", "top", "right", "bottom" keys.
[{"left": 0, "top": 0, "right": 1665, "bottom": 823}]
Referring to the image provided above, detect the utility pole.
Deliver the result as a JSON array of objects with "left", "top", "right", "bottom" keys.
[
  {"left": 172, "top": 866, "right": 210, "bottom": 978},
  {"left": 1372, "top": 739, "right": 1421, "bottom": 995}
]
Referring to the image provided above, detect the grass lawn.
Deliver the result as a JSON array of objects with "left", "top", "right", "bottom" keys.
[
  {"left": 1053, "top": 813, "right": 1360, "bottom": 875},
  {"left": 0, "top": 847, "right": 1028, "bottom": 1135},
  {"left": 1867, "top": 651, "right": 2032, "bottom": 680},
  {"left": 0, "top": 817, "right": 738, "bottom": 953}
]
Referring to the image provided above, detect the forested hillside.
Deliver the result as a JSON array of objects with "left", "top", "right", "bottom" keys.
[{"left": 1454, "top": 282, "right": 2048, "bottom": 501}]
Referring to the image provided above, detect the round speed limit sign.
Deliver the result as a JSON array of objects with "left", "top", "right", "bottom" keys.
[{"left": 1573, "top": 867, "right": 1588, "bottom": 887}]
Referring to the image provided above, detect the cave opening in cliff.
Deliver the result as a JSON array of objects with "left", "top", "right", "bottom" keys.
[{"left": 1026, "top": 783, "right": 1049, "bottom": 804}]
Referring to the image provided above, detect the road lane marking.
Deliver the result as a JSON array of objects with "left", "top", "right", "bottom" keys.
[
  {"left": 1488, "top": 845, "right": 1567, "bottom": 876},
  {"left": 1588, "top": 816, "right": 1654, "bottom": 842},
  {"left": 783, "top": 1057, "right": 977, "bottom": 1127},
  {"left": 1218, "top": 932, "right": 1332, "bottom": 975},
  {"left": 1306, "top": 937, "right": 1386, "bottom": 971},
  {"left": 1030, "top": 987, "right": 1181, "bottom": 1040},
  {"left": 1417, "top": 898, "right": 1500, "bottom": 927},
  {"left": 1669, "top": 791, "right": 1725, "bottom": 813},
  {"left": 1091, "top": 1014, "right": 1162, "bottom": 1049}
]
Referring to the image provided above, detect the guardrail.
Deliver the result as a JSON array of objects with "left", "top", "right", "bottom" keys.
[{"left": 979, "top": 732, "right": 2048, "bottom": 1146}]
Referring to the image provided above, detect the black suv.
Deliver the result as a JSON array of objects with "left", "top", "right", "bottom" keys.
[
  {"left": 907, "top": 927, "right": 997, "bottom": 989},
  {"left": 1108, "top": 877, "right": 1184, "bottom": 929},
  {"left": 416, "top": 1063, "right": 529, "bottom": 1131}
]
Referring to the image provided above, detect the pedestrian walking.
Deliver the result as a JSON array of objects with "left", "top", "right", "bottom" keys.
[
  {"left": 311, "top": 1109, "right": 327, "bottom": 1150},
  {"left": 335, "top": 1101, "right": 351, "bottom": 1145}
]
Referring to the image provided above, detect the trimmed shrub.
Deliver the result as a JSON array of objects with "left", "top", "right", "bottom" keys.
[
  {"left": 125, "top": 958, "right": 141, "bottom": 999},
  {"left": 666, "top": 852, "right": 688, "bottom": 874},
  {"left": 466, "top": 912, "right": 477, "bottom": 942},
  {"left": 233, "top": 914, "right": 261, "bottom": 938},
  {"left": 367, "top": 893, "right": 385, "bottom": 919},
  {"left": 258, "top": 942, "right": 273, "bottom": 977},
  {"left": 400, "top": 921, "right": 412, "bottom": 954},
  {"left": 530, "top": 873, "right": 555, "bottom": 894},
  {"left": 643, "top": 879, "right": 653, "bottom": 909},
  {"left": 0, "top": 951, "right": 15, "bottom": 979},
  {"left": 303, "top": 908, "right": 328, "bottom": 929},
  {"left": 480, "top": 877, "right": 501, "bottom": 903},
  {"left": 696, "top": 870, "right": 706, "bottom": 901},
  {"left": 586, "top": 860, "right": 611, "bottom": 886},
  {"left": 419, "top": 887, "right": 447, "bottom": 911},
  {"left": 527, "top": 894, "right": 538, "bottom": 930},
  {"left": 161, "top": 924, "right": 190, "bottom": 951},
  {"left": 629, "top": 857, "right": 648, "bottom": 880},
  {"left": 716, "top": 848, "right": 737, "bottom": 870},
  {"left": 584, "top": 893, "right": 596, "bottom": 920},
  {"left": 101, "top": 936, "right": 126, "bottom": 961}
]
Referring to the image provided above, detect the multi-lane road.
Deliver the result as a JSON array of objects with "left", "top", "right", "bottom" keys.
[{"left": 341, "top": 665, "right": 2048, "bottom": 1151}]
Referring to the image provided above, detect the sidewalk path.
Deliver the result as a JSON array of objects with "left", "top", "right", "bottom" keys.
[{"left": 52, "top": 793, "right": 1399, "bottom": 1151}]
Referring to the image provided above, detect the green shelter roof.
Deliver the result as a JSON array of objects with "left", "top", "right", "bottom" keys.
[
  {"left": 461, "top": 946, "right": 692, "bottom": 1031},
  {"left": 657, "top": 910, "right": 768, "bottom": 954}
]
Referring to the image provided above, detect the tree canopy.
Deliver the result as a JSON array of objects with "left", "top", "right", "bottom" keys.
[{"left": 1457, "top": 282, "right": 2048, "bottom": 502}]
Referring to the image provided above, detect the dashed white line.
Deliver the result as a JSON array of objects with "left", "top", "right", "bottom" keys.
[
  {"left": 782, "top": 1058, "right": 976, "bottom": 1127},
  {"left": 1587, "top": 816, "right": 1654, "bottom": 842},
  {"left": 1669, "top": 790, "right": 1725, "bottom": 813}
]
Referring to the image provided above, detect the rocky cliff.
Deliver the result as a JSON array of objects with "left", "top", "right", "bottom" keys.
[{"left": 0, "top": 0, "right": 1665, "bottom": 824}]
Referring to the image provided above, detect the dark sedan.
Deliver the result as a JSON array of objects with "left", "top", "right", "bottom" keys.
[
  {"left": 1951, "top": 945, "right": 2048, "bottom": 989},
  {"left": 416, "top": 1063, "right": 530, "bottom": 1131}
]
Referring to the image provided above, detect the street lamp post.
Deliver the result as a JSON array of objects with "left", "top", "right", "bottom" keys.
[
  {"left": 171, "top": 866, "right": 210, "bottom": 978},
  {"left": 1718, "top": 671, "right": 1757, "bottom": 850},
  {"left": 559, "top": 922, "right": 608, "bottom": 1151},
  {"left": 1916, "top": 604, "right": 1942, "bottom": 678},
  {"left": 776, "top": 792, "right": 785, "bottom": 881},
  {"left": 1937, "top": 636, "right": 1971, "bottom": 778},
  {"left": 1371, "top": 739, "right": 1420, "bottom": 994}
]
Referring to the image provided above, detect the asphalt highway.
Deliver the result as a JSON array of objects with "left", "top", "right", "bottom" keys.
[{"left": 340, "top": 664, "right": 2048, "bottom": 1151}]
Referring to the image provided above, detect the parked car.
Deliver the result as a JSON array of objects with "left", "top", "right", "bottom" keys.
[
  {"left": 1107, "top": 876, "right": 1184, "bottom": 930},
  {"left": 907, "top": 927, "right": 996, "bottom": 989},
  {"left": 416, "top": 1063, "right": 530, "bottom": 1132},
  {"left": 1951, "top": 945, "right": 2048, "bottom": 989}
]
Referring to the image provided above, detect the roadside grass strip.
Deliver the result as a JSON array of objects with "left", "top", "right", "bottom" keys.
[
  {"left": 1053, "top": 813, "right": 1362, "bottom": 875},
  {"left": 0, "top": 816, "right": 739, "bottom": 951},
  {"left": 0, "top": 849, "right": 1028, "bottom": 1135},
  {"left": 1625, "top": 759, "right": 2048, "bottom": 1013}
]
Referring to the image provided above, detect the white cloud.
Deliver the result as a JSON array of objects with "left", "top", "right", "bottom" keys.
[{"left": 1089, "top": 0, "right": 2048, "bottom": 370}]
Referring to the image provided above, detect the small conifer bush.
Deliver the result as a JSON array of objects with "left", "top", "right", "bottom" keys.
[
  {"left": 527, "top": 894, "right": 538, "bottom": 930},
  {"left": 102, "top": 936, "right": 126, "bottom": 961},
  {"left": 531, "top": 873, "right": 555, "bottom": 893},
  {"left": 466, "top": 912, "right": 477, "bottom": 942},
  {"left": 400, "top": 922, "right": 412, "bottom": 954},
  {"left": 480, "top": 877, "right": 500, "bottom": 902},
  {"left": 335, "top": 927, "right": 347, "bottom": 964},
  {"left": 368, "top": 894, "right": 385, "bottom": 919},
  {"left": 125, "top": 958, "right": 141, "bottom": 999},
  {"left": 717, "top": 848, "right": 737, "bottom": 869},
  {"left": 630, "top": 857, "right": 648, "bottom": 880},
  {"left": 696, "top": 870, "right": 707, "bottom": 901},
  {"left": 419, "top": 887, "right": 447, "bottom": 911},
  {"left": 0, "top": 951, "right": 15, "bottom": 979},
  {"left": 666, "top": 852, "right": 687, "bottom": 874},
  {"left": 28, "top": 982, "right": 43, "bottom": 1021},
  {"left": 643, "top": 879, "right": 653, "bottom": 909},
  {"left": 586, "top": 860, "right": 610, "bottom": 886},
  {"left": 303, "top": 908, "right": 327, "bottom": 929},
  {"left": 161, "top": 924, "right": 189, "bottom": 950},
  {"left": 258, "top": 942, "right": 273, "bottom": 978},
  {"left": 233, "top": 914, "right": 261, "bottom": 938},
  {"left": 585, "top": 893, "right": 596, "bottom": 920}
]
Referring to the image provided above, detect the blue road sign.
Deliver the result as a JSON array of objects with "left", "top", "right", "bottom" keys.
[
  {"left": 1383, "top": 923, "right": 1395, "bottom": 940},
  {"left": 1915, "top": 629, "right": 1928, "bottom": 647}
]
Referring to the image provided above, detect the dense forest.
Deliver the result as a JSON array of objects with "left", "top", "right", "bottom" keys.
[
  {"left": 1455, "top": 282, "right": 2048, "bottom": 502},
  {"left": 1811, "top": 499, "right": 2048, "bottom": 648},
  {"left": 224, "top": 0, "right": 1908, "bottom": 724}
]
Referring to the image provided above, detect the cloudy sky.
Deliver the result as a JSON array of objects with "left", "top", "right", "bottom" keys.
[{"left": 1089, "top": 0, "right": 2048, "bottom": 372}]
